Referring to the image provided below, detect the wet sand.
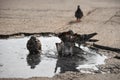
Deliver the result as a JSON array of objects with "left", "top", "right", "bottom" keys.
[{"left": 0, "top": 0, "right": 120, "bottom": 80}]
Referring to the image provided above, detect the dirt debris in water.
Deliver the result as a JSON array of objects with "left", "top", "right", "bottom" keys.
[{"left": 98, "top": 51, "right": 120, "bottom": 74}]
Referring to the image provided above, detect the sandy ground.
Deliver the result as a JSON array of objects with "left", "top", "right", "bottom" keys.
[{"left": 0, "top": 0, "right": 120, "bottom": 80}]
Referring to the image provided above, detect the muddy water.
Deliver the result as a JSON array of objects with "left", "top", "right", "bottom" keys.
[{"left": 0, "top": 36, "right": 106, "bottom": 78}]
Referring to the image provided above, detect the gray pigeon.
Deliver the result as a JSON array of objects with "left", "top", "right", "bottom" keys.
[{"left": 75, "top": 5, "right": 83, "bottom": 21}]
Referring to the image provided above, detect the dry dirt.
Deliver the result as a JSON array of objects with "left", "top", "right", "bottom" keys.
[{"left": 0, "top": 0, "right": 120, "bottom": 80}]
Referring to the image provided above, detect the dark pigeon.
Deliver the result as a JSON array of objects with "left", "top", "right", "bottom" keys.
[
  {"left": 73, "top": 33, "right": 97, "bottom": 46},
  {"left": 27, "top": 36, "right": 41, "bottom": 54},
  {"left": 75, "top": 5, "right": 83, "bottom": 21}
]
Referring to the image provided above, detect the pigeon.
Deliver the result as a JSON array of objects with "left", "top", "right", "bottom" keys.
[
  {"left": 75, "top": 5, "right": 83, "bottom": 22},
  {"left": 27, "top": 36, "right": 41, "bottom": 54}
]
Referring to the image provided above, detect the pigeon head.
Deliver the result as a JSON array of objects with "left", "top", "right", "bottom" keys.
[
  {"left": 30, "top": 36, "right": 37, "bottom": 41},
  {"left": 77, "top": 5, "right": 80, "bottom": 8}
]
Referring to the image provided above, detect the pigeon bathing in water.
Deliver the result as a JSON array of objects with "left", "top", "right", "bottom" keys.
[
  {"left": 75, "top": 5, "right": 83, "bottom": 22},
  {"left": 27, "top": 36, "right": 41, "bottom": 54}
]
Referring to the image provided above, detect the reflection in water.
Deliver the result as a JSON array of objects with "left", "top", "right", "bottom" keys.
[
  {"left": 27, "top": 53, "right": 41, "bottom": 69},
  {"left": 54, "top": 54, "right": 86, "bottom": 73}
]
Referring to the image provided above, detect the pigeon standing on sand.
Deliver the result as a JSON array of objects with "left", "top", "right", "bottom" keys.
[{"left": 75, "top": 5, "right": 83, "bottom": 22}]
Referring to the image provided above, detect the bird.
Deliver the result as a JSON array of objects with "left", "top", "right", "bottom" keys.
[
  {"left": 73, "top": 33, "right": 98, "bottom": 47},
  {"left": 27, "top": 36, "right": 41, "bottom": 54},
  {"left": 75, "top": 5, "right": 83, "bottom": 22}
]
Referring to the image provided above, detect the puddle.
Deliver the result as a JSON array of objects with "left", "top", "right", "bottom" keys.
[{"left": 0, "top": 36, "right": 107, "bottom": 78}]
